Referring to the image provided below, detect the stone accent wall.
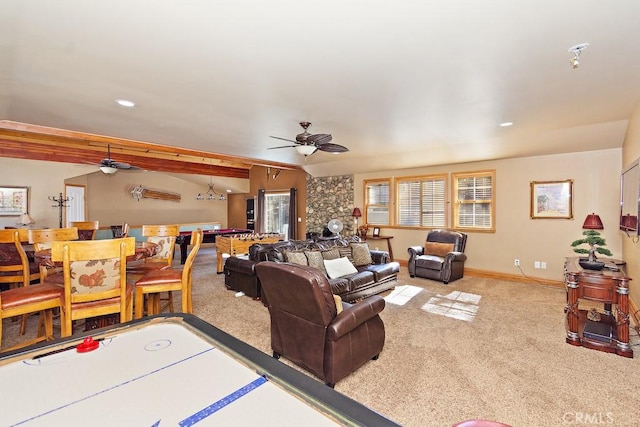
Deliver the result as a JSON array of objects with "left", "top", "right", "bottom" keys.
[{"left": 306, "top": 174, "right": 355, "bottom": 236}]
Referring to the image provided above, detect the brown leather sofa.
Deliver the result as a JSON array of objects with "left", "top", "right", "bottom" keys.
[
  {"left": 407, "top": 229, "right": 468, "bottom": 284},
  {"left": 255, "top": 262, "right": 386, "bottom": 387},
  {"left": 224, "top": 236, "right": 399, "bottom": 303}
]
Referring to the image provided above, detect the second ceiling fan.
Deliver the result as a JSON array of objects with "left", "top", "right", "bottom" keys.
[
  {"left": 92, "top": 144, "right": 142, "bottom": 174},
  {"left": 269, "top": 122, "right": 349, "bottom": 156}
]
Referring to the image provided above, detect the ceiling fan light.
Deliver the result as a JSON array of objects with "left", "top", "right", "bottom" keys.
[
  {"left": 100, "top": 165, "right": 118, "bottom": 174},
  {"left": 296, "top": 145, "right": 317, "bottom": 156}
]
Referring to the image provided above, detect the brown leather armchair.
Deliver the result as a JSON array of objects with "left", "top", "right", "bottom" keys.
[
  {"left": 255, "top": 261, "right": 386, "bottom": 388},
  {"left": 407, "top": 229, "right": 467, "bottom": 284}
]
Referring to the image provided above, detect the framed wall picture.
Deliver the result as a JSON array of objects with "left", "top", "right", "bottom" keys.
[
  {"left": 372, "top": 227, "right": 380, "bottom": 237},
  {"left": 0, "top": 186, "right": 29, "bottom": 216},
  {"left": 530, "top": 180, "right": 573, "bottom": 219}
]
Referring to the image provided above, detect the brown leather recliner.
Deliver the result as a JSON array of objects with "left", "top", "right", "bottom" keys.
[
  {"left": 407, "top": 229, "right": 468, "bottom": 284},
  {"left": 255, "top": 261, "right": 386, "bottom": 388}
]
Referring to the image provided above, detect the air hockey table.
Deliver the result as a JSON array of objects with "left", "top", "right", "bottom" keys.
[{"left": 0, "top": 314, "right": 399, "bottom": 427}]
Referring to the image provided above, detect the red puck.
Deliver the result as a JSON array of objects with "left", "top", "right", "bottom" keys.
[{"left": 76, "top": 337, "right": 100, "bottom": 353}]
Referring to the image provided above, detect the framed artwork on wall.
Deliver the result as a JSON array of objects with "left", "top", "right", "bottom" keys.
[
  {"left": 530, "top": 180, "right": 573, "bottom": 219},
  {"left": 0, "top": 186, "right": 29, "bottom": 216}
]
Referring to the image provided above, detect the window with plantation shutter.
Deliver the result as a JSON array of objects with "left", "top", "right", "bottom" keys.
[
  {"left": 397, "top": 176, "right": 446, "bottom": 227},
  {"left": 453, "top": 170, "right": 495, "bottom": 231},
  {"left": 364, "top": 180, "right": 390, "bottom": 225}
]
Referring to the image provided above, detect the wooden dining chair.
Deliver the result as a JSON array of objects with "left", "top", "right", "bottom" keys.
[
  {"left": 110, "top": 223, "right": 129, "bottom": 238},
  {"left": 15, "top": 229, "right": 42, "bottom": 285},
  {"left": 129, "top": 224, "right": 179, "bottom": 270},
  {"left": 0, "top": 229, "right": 35, "bottom": 290},
  {"left": 50, "top": 237, "right": 135, "bottom": 337},
  {"left": 127, "top": 224, "right": 179, "bottom": 310},
  {"left": 69, "top": 221, "right": 99, "bottom": 240},
  {"left": 134, "top": 229, "right": 203, "bottom": 319},
  {"left": 0, "top": 230, "right": 63, "bottom": 351},
  {"left": 28, "top": 227, "right": 79, "bottom": 285}
]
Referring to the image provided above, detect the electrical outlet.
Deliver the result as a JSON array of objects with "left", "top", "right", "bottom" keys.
[
  {"left": 541, "top": 262, "right": 547, "bottom": 269},
  {"left": 534, "top": 261, "right": 540, "bottom": 269},
  {"left": 514, "top": 259, "right": 520, "bottom": 267}
]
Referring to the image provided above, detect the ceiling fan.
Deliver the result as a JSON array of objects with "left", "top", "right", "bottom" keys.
[
  {"left": 269, "top": 122, "right": 349, "bottom": 156},
  {"left": 92, "top": 144, "right": 142, "bottom": 174}
]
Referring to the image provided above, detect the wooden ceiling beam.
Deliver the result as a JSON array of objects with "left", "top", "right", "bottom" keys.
[{"left": 0, "top": 121, "right": 303, "bottom": 176}]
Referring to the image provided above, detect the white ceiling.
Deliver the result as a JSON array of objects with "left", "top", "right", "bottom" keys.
[{"left": 2, "top": 1, "right": 639, "bottom": 177}]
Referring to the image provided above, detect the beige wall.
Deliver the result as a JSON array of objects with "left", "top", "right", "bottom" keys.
[
  {"left": 622, "top": 102, "right": 640, "bottom": 307},
  {"left": 84, "top": 171, "right": 228, "bottom": 226},
  {"left": 0, "top": 158, "right": 87, "bottom": 229},
  {"left": 0, "top": 158, "right": 231, "bottom": 228},
  {"left": 227, "top": 166, "right": 308, "bottom": 239},
  {"left": 355, "top": 148, "right": 623, "bottom": 282}
]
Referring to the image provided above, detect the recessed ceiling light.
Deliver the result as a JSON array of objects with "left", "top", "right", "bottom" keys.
[
  {"left": 115, "top": 99, "right": 135, "bottom": 108},
  {"left": 499, "top": 122, "right": 514, "bottom": 127}
]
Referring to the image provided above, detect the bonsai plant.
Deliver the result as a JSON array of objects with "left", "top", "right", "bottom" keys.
[{"left": 571, "top": 230, "right": 612, "bottom": 270}]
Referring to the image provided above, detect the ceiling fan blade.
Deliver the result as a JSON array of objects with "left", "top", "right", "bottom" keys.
[
  {"left": 112, "top": 161, "right": 132, "bottom": 169},
  {"left": 113, "top": 162, "right": 142, "bottom": 171},
  {"left": 267, "top": 145, "right": 297, "bottom": 150},
  {"left": 307, "top": 134, "right": 332, "bottom": 145},
  {"left": 269, "top": 136, "right": 298, "bottom": 144},
  {"left": 317, "top": 143, "right": 349, "bottom": 153}
]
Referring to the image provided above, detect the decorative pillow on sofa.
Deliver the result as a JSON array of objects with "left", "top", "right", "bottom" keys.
[
  {"left": 321, "top": 248, "right": 341, "bottom": 261},
  {"left": 350, "top": 242, "right": 373, "bottom": 266},
  {"left": 284, "top": 250, "right": 309, "bottom": 266},
  {"left": 304, "top": 250, "right": 327, "bottom": 274},
  {"left": 324, "top": 257, "right": 358, "bottom": 279},
  {"left": 425, "top": 242, "right": 455, "bottom": 258},
  {"left": 338, "top": 247, "right": 354, "bottom": 263}
]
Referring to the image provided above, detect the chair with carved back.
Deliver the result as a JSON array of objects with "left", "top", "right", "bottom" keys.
[
  {"left": 51, "top": 237, "right": 135, "bottom": 337},
  {"left": 28, "top": 227, "right": 79, "bottom": 285},
  {"left": 134, "top": 229, "right": 203, "bottom": 319},
  {"left": 0, "top": 229, "right": 63, "bottom": 351},
  {"left": 69, "top": 221, "right": 99, "bottom": 240}
]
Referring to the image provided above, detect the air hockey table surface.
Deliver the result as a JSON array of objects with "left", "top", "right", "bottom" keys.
[{"left": 0, "top": 314, "right": 399, "bottom": 427}]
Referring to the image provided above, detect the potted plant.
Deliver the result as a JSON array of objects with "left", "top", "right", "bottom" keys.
[{"left": 571, "top": 230, "right": 612, "bottom": 270}]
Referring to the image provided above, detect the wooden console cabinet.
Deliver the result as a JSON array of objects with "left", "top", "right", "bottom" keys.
[{"left": 564, "top": 257, "right": 633, "bottom": 358}]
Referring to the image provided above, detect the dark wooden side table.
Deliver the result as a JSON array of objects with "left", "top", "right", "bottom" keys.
[
  {"left": 564, "top": 257, "right": 633, "bottom": 358},
  {"left": 363, "top": 235, "right": 394, "bottom": 261}
]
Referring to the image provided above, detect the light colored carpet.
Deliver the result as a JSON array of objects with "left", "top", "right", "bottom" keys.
[{"left": 3, "top": 246, "right": 640, "bottom": 426}]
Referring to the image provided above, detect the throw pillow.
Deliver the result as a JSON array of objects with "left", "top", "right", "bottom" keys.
[
  {"left": 304, "top": 250, "right": 327, "bottom": 274},
  {"left": 321, "top": 248, "right": 341, "bottom": 261},
  {"left": 350, "top": 242, "right": 373, "bottom": 266},
  {"left": 324, "top": 256, "right": 358, "bottom": 279},
  {"left": 333, "top": 294, "right": 343, "bottom": 315},
  {"left": 284, "top": 250, "right": 308, "bottom": 266},
  {"left": 338, "top": 247, "right": 354, "bottom": 263},
  {"left": 425, "top": 242, "right": 455, "bottom": 258}
]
